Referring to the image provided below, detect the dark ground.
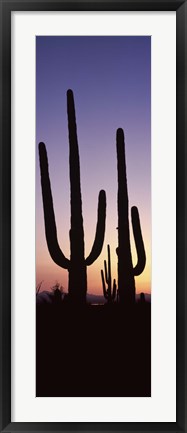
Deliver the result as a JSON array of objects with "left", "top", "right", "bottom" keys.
[{"left": 36, "top": 301, "right": 151, "bottom": 397}]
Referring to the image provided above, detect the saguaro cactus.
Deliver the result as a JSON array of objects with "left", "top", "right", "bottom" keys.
[
  {"left": 101, "top": 244, "right": 117, "bottom": 303},
  {"left": 116, "top": 128, "right": 146, "bottom": 306},
  {"left": 39, "top": 89, "right": 106, "bottom": 304}
]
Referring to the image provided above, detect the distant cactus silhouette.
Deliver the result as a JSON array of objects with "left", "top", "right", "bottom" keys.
[
  {"left": 101, "top": 244, "right": 117, "bottom": 303},
  {"left": 39, "top": 89, "right": 106, "bottom": 304},
  {"left": 140, "top": 292, "right": 145, "bottom": 303},
  {"left": 116, "top": 128, "right": 146, "bottom": 306}
]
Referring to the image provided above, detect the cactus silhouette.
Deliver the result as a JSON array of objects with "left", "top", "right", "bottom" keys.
[
  {"left": 101, "top": 244, "right": 117, "bottom": 303},
  {"left": 39, "top": 89, "right": 106, "bottom": 304},
  {"left": 116, "top": 128, "right": 146, "bottom": 306},
  {"left": 140, "top": 292, "right": 145, "bottom": 303}
]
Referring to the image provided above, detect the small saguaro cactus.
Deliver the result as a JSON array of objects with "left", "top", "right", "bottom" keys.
[
  {"left": 39, "top": 89, "right": 106, "bottom": 304},
  {"left": 116, "top": 128, "right": 146, "bottom": 307},
  {"left": 101, "top": 244, "right": 117, "bottom": 303}
]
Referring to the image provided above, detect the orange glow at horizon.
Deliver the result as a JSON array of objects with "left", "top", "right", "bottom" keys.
[{"left": 36, "top": 212, "right": 151, "bottom": 296}]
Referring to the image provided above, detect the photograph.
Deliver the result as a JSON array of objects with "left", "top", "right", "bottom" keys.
[
  {"left": 1, "top": 0, "right": 186, "bottom": 429},
  {"left": 36, "top": 35, "right": 151, "bottom": 397}
]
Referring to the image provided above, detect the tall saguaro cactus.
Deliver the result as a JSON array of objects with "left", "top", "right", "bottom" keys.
[
  {"left": 116, "top": 128, "right": 146, "bottom": 306},
  {"left": 101, "top": 244, "right": 117, "bottom": 303},
  {"left": 39, "top": 89, "right": 106, "bottom": 304}
]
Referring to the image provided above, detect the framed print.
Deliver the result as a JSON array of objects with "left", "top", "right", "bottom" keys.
[{"left": 0, "top": 0, "right": 186, "bottom": 432}]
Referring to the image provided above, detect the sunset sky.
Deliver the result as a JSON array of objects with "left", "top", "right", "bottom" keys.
[{"left": 36, "top": 36, "right": 151, "bottom": 296}]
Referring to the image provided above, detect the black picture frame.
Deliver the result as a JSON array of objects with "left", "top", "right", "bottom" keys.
[{"left": 0, "top": 0, "right": 186, "bottom": 431}]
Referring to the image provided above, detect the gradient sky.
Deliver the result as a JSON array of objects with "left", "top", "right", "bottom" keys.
[{"left": 36, "top": 36, "right": 151, "bottom": 296}]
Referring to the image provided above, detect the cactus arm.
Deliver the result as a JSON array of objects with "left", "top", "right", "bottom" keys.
[
  {"left": 104, "top": 260, "right": 108, "bottom": 283},
  {"left": 107, "top": 244, "right": 112, "bottom": 298},
  {"left": 101, "top": 269, "right": 108, "bottom": 298},
  {"left": 131, "top": 206, "right": 146, "bottom": 276},
  {"left": 107, "top": 244, "right": 112, "bottom": 287},
  {"left": 112, "top": 279, "right": 117, "bottom": 300},
  {"left": 85, "top": 190, "right": 106, "bottom": 266},
  {"left": 39, "top": 142, "right": 70, "bottom": 270}
]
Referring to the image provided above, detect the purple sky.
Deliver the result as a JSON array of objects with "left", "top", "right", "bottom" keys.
[{"left": 36, "top": 36, "right": 151, "bottom": 295}]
